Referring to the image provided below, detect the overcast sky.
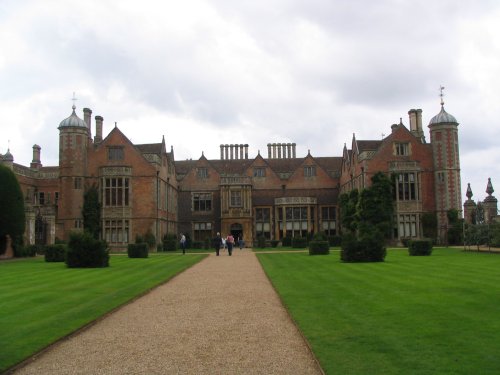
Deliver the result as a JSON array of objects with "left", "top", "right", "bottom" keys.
[{"left": 1, "top": 0, "right": 500, "bottom": 203}]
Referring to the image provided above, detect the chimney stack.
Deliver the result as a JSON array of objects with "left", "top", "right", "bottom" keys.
[
  {"left": 245, "top": 144, "right": 249, "bottom": 159},
  {"left": 220, "top": 145, "right": 224, "bottom": 159},
  {"left": 94, "top": 116, "right": 103, "bottom": 143},
  {"left": 83, "top": 108, "right": 92, "bottom": 138},
  {"left": 30, "top": 144, "right": 41, "bottom": 169}
]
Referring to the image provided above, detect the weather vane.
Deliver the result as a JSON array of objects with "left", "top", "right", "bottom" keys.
[
  {"left": 71, "top": 92, "right": 77, "bottom": 108},
  {"left": 439, "top": 86, "right": 445, "bottom": 106}
]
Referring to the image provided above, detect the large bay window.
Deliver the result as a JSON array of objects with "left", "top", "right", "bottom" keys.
[
  {"left": 255, "top": 207, "right": 271, "bottom": 239},
  {"left": 104, "top": 177, "right": 129, "bottom": 206}
]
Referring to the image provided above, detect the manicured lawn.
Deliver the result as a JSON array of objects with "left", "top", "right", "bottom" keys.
[
  {"left": 0, "top": 253, "right": 206, "bottom": 372},
  {"left": 257, "top": 248, "right": 500, "bottom": 375}
]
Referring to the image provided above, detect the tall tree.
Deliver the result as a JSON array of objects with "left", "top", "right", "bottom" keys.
[
  {"left": 82, "top": 185, "right": 101, "bottom": 240},
  {"left": 0, "top": 165, "right": 25, "bottom": 254},
  {"left": 357, "top": 172, "right": 394, "bottom": 238}
]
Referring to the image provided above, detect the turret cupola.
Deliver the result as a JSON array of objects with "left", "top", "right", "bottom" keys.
[{"left": 58, "top": 104, "right": 87, "bottom": 129}]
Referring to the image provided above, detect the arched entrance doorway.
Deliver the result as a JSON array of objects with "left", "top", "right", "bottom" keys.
[{"left": 230, "top": 223, "right": 243, "bottom": 244}]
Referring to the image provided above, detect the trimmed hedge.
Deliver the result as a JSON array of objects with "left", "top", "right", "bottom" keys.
[
  {"left": 408, "top": 239, "right": 433, "bottom": 256},
  {"left": 340, "top": 233, "right": 386, "bottom": 262},
  {"left": 128, "top": 243, "right": 149, "bottom": 258},
  {"left": 45, "top": 244, "right": 66, "bottom": 262},
  {"left": 309, "top": 240, "right": 330, "bottom": 255},
  {"left": 270, "top": 240, "right": 280, "bottom": 248},
  {"left": 66, "top": 232, "right": 109, "bottom": 268},
  {"left": 328, "top": 235, "right": 342, "bottom": 247},
  {"left": 282, "top": 236, "right": 292, "bottom": 246},
  {"left": 191, "top": 240, "right": 204, "bottom": 249},
  {"left": 292, "top": 237, "right": 308, "bottom": 248},
  {"left": 257, "top": 236, "right": 266, "bottom": 248},
  {"left": 162, "top": 234, "right": 177, "bottom": 251},
  {"left": 16, "top": 244, "right": 38, "bottom": 258}
]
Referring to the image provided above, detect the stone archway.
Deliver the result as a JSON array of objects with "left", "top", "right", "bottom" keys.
[{"left": 230, "top": 223, "right": 243, "bottom": 243}]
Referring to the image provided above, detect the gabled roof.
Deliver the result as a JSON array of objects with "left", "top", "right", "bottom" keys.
[
  {"left": 135, "top": 143, "right": 163, "bottom": 154},
  {"left": 356, "top": 140, "right": 382, "bottom": 153}
]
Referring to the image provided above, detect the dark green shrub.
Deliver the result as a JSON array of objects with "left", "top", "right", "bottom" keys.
[
  {"left": 340, "top": 231, "right": 386, "bottom": 262},
  {"left": 309, "top": 241, "right": 330, "bottom": 255},
  {"left": 204, "top": 237, "right": 211, "bottom": 250},
  {"left": 191, "top": 240, "right": 204, "bottom": 249},
  {"left": 45, "top": 244, "right": 66, "bottom": 262},
  {"left": 156, "top": 243, "right": 163, "bottom": 252},
  {"left": 313, "top": 232, "right": 326, "bottom": 241},
  {"left": 14, "top": 244, "right": 37, "bottom": 257},
  {"left": 0, "top": 165, "right": 25, "bottom": 256},
  {"left": 66, "top": 232, "right": 109, "bottom": 268},
  {"left": 401, "top": 238, "right": 411, "bottom": 247},
  {"left": 135, "top": 234, "right": 144, "bottom": 244},
  {"left": 408, "top": 239, "right": 433, "bottom": 256},
  {"left": 257, "top": 236, "right": 266, "bottom": 248},
  {"left": 162, "top": 233, "right": 177, "bottom": 251},
  {"left": 291, "top": 237, "right": 307, "bottom": 248},
  {"left": 282, "top": 236, "right": 292, "bottom": 246},
  {"left": 127, "top": 243, "right": 149, "bottom": 258},
  {"left": 143, "top": 231, "right": 156, "bottom": 249},
  {"left": 328, "top": 235, "right": 342, "bottom": 247},
  {"left": 270, "top": 240, "right": 280, "bottom": 248}
]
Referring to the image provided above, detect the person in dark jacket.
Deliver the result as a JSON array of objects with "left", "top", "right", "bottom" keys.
[{"left": 213, "top": 232, "right": 222, "bottom": 256}]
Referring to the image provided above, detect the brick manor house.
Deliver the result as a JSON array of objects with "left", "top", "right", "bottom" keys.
[{"left": 0, "top": 99, "right": 462, "bottom": 250}]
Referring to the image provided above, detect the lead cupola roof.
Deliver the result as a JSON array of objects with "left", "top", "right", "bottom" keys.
[{"left": 59, "top": 104, "right": 87, "bottom": 128}]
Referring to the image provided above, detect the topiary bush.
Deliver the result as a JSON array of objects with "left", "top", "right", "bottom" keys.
[
  {"left": 127, "top": 243, "right": 149, "bottom": 258},
  {"left": 14, "top": 244, "right": 37, "bottom": 257},
  {"left": 204, "top": 237, "right": 211, "bottom": 250},
  {"left": 45, "top": 244, "right": 66, "bottom": 262},
  {"left": 340, "top": 231, "right": 386, "bottom": 262},
  {"left": 309, "top": 240, "right": 330, "bottom": 255},
  {"left": 162, "top": 233, "right": 177, "bottom": 251},
  {"left": 328, "top": 235, "right": 342, "bottom": 247},
  {"left": 191, "top": 240, "right": 204, "bottom": 249},
  {"left": 66, "top": 232, "right": 109, "bottom": 268},
  {"left": 408, "top": 239, "right": 433, "bottom": 256},
  {"left": 292, "top": 236, "right": 308, "bottom": 248},
  {"left": 257, "top": 235, "right": 266, "bottom": 248},
  {"left": 143, "top": 231, "right": 156, "bottom": 250},
  {"left": 282, "top": 236, "right": 292, "bottom": 246}
]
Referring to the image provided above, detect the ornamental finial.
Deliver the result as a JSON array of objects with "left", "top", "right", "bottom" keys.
[{"left": 439, "top": 86, "right": 445, "bottom": 106}]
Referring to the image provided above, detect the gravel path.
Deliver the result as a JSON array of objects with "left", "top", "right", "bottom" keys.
[{"left": 15, "top": 250, "right": 323, "bottom": 374}]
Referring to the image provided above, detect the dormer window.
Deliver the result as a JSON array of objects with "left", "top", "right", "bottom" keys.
[
  {"left": 253, "top": 167, "right": 266, "bottom": 177},
  {"left": 395, "top": 143, "right": 409, "bottom": 156},
  {"left": 304, "top": 166, "right": 316, "bottom": 177},
  {"left": 197, "top": 168, "right": 208, "bottom": 179},
  {"left": 108, "top": 146, "right": 124, "bottom": 161}
]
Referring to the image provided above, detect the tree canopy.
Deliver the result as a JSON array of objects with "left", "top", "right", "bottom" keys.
[{"left": 0, "top": 165, "right": 25, "bottom": 253}]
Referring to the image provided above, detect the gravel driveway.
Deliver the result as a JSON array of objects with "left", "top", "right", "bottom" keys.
[{"left": 14, "top": 250, "right": 323, "bottom": 374}]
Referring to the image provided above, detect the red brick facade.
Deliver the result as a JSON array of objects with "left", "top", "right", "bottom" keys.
[{"left": 1, "top": 102, "right": 462, "bottom": 248}]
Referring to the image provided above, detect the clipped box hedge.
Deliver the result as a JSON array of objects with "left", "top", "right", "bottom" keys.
[
  {"left": 45, "top": 244, "right": 66, "bottom": 262},
  {"left": 309, "top": 240, "right": 330, "bottom": 255},
  {"left": 292, "top": 237, "right": 308, "bottom": 248},
  {"left": 128, "top": 243, "right": 149, "bottom": 258},
  {"left": 408, "top": 239, "right": 433, "bottom": 256}
]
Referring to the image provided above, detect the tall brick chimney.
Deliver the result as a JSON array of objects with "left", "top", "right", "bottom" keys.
[{"left": 94, "top": 116, "right": 103, "bottom": 143}]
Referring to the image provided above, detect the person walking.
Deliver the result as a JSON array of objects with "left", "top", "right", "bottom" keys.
[
  {"left": 213, "top": 232, "right": 222, "bottom": 256},
  {"left": 226, "top": 233, "right": 234, "bottom": 256},
  {"left": 180, "top": 234, "right": 186, "bottom": 255}
]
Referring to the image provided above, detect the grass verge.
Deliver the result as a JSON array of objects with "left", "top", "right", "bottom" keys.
[
  {"left": 257, "top": 248, "right": 500, "bottom": 375},
  {"left": 0, "top": 253, "right": 206, "bottom": 372}
]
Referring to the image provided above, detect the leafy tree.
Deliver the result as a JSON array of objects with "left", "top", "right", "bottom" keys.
[
  {"left": 357, "top": 172, "right": 393, "bottom": 239},
  {"left": 82, "top": 185, "right": 101, "bottom": 240},
  {"left": 447, "top": 209, "right": 464, "bottom": 246},
  {"left": 339, "top": 189, "right": 359, "bottom": 234},
  {"left": 0, "top": 165, "right": 25, "bottom": 254},
  {"left": 422, "top": 212, "right": 437, "bottom": 241}
]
